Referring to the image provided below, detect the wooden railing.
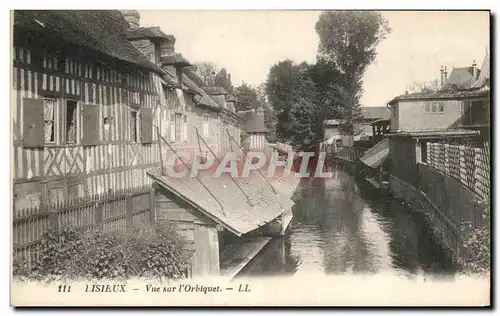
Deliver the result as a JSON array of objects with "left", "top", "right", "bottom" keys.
[
  {"left": 13, "top": 186, "right": 155, "bottom": 268},
  {"left": 333, "top": 146, "right": 367, "bottom": 163}
]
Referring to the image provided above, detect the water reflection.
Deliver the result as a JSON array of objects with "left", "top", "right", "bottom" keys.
[{"left": 240, "top": 167, "right": 456, "bottom": 278}]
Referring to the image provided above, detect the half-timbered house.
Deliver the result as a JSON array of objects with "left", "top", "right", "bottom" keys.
[
  {"left": 12, "top": 10, "right": 245, "bottom": 214},
  {"left": 12, "top": 10, "right": 175, "bottom": 213},
  {"left": 119, "top": 10, "right": 243, "bottom": 164},
  {"left": 118, "top": 13, "right": 296, "bottom": 278}
]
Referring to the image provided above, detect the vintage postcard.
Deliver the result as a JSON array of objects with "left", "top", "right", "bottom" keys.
[{"left": 10, "top": 9, "right": 491, "bottom": 306}]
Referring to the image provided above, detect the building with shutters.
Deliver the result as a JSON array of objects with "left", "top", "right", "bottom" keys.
[{"left": 12, "top": 10, "right": 242, "bottom": 213}]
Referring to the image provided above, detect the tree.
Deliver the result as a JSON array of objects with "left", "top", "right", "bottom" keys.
[
  {"left": 194, "top": 62, "right": 218, "bottom": 86},
  {"left": 214, "top": 68, "right": 234, "bottom": 93},
  {"left": 234, "top": 83, "right": 261, "bottom": 112},
  {"left": 407, "top": 79, "right": 440, "bottom": 95},
  {"left": 315, "top": 11, "right": 391, "bottom": 127},
  {"left": 194, "top": 63, "right": 235, "bottom": 93},
  {"left": 256, "top": 83, "right": 277, "bottom": 142},
  {"left": 264, "top": 12, "right": 390, "bottom": 149},
  {"left": 266, "top": 60, "right": 321, "bottom": 149}
]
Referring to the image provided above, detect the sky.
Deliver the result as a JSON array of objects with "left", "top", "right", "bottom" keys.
[{"left": 138, "top": 10, "right": 490, "bottom": 106}]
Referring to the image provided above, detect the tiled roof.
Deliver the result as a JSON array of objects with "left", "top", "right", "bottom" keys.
[
  {"left": 388, "top": 89, "right": 489, "bottom": 104},
  {"left": 13, "top": 10, "right": 162, "bottom": 73},
  {"left": 203, "top": 86, "right": 228, "bottom": 95},
  {"left": 361, "top": 107, "right": 391, "bottom": 120},
  {"left": 194, "top": 94, "right": 220, "bottom": 110},
  {"left": 387, "top": 129, "right": 479, "bottom": 138},
  {"left": 148, "top": 168, "right": 296, "bottom": 236},
  {"left": 441, "top": 67, "right": 478, "bottom": 90},
  {"left": 471, "top": 53, "right": 490, "bottom": 89},
  {"left": 160, "top": 53, "right": 191, "bottom": 67},
  {"left": 370, "top": 118, "right": 391, "bottom": 126},
  {"left": 238, "top": 110, "right": 269, "bottom": 133},
  {"left": 126, "top": 26, "right": 175, "bottom": 41},
  {"left": 163, "top": 66, "right": 221, "bottom": 110},
  {"left": 184, "top": 69, "right": 208, "bottom": 88}
]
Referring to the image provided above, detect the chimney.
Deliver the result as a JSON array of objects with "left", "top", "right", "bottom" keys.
[
  {"left": 159, "top": 36, "right": 178, "bottom": 82},
  {"left": 160, "top": 37, "right": 176, "bottom": 58},
  {"left": 176, "top": 67, "right": 183, "bottom": 87},
  {"left": 120, "top": 10, "right": 140, "bottom": 29},
  {"left": 443, "top": 66, "right": 448, "bottom": 83},
  {"left": 440, "top": 65, "right": 445, "bottom": 87},
  {"left": 472, "top": 60, "right": 479, "bottom": 79}
]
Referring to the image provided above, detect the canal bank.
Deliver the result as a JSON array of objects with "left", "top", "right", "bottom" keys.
[{"left": 236, "top": 167, "right": 457, "bottom": 278}]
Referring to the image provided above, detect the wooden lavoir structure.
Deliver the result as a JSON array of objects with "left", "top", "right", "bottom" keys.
[{"left": 149, "top": 165, "right": 296, "bottom": 278}]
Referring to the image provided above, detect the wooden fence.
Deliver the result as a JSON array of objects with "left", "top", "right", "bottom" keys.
[
  {"left": 13, "top": 186, "right": 155, "bottom": 268},
  {"left": 427, "top": 141, "right": 490, "bottom": 202}
]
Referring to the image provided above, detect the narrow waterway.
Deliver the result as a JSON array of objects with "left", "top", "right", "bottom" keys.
[{"left": 239, "top": 167, "right": 457, "bottom": 278}]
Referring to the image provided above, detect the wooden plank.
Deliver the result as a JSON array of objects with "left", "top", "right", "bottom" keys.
[
  {"left": 191, "top": 224, "right": 220, "bottom": 277},
  {"left": 22, "top": 98, "right": 44, "bottom": 148},
  {"left": 141, "top": 108, "right": 153, "bottom": 144},
  {"left": 82, "top": 104, "right": 99, "bottom": 146},
  {"left": 220, "top": 237, "right": 272, "bottom": 280},
  {"left": 156, "top": 206, "right": 198, "bottom": 222}
]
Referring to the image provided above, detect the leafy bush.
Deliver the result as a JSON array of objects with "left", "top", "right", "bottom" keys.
[
  {"left": 13, "top": 222, "right": 193, "bottom": 282},
  {"left": 459, "top": 220, "right": 490, "bottom": 275}
]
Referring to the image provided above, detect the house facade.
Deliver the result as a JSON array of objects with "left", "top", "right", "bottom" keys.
[
  {"left": 12, "top": 10, "right": 169, "bottom": 212},
  {"left": 12, "top": 10, "right": 242, "bottom": 212},
  {"left": 388, "top": 54, "right": 490, "bottom": 136}
]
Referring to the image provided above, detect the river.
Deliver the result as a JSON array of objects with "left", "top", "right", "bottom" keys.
[{"left": 238, "top": 167, "right": 458, "bottom": 278}]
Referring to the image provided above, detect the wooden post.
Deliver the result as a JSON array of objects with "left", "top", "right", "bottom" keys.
[
  {"left": 459, "top": 145, "right": 466, "bottom": 186},
  {"left": 415, "top": 140, "right": 422, "bottom": 163},
  {"left": 444, "top": 143, "right": 450, "bottom": 176},
  {"left": 149, "top": 189, "right": 156, "bottom": 224},
  {"left": 94, "top": 201, "right": 103, "bottom": 227},
  {"left": 126, "top": 194, "right": 133, "bottom": 230},
  {"left": 49, "top": 210, "right": 59, "bottom": 231}
]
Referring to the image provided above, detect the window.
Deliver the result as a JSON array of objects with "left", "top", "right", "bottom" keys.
[
  {"left": 183, "top": 115, "right": 188, "bottom": 141},
  {"left": 175, "top": 113, "right": 182, "bottom": 142},
  {"left": 82, "top": 104, "right": 99, "bottom": 146},
  {"left": 421, "top": 142, "right": 427, "bottom": 163},
  {"left": 203, "top": 114, "right": 209, "bottom": 137},
  {"left": 103, "top": 117, "right": 112, "bottom": 141},
  {"left": 438, "top": 102, "right": 444, "bottom": 112},
  {"left": 392, "top": 105, "right": 398, "bottom": 119},
  {"left": 44, "top": 98, "right": 57, "bottom": 144},
  {"left": 66, "top": 100, "right": 78, "bottom": 143},
  {"left": 426, "top": 102, "right": 444, "bottom": 113},
  {"left": 131, "top": 110, "right": 138, "bottom": 142},
  {"left": 169, "top": 113, "right": 175, "bottom": 141}
]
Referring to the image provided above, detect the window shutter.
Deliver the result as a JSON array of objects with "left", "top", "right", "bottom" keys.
[
  {"left": 141, "top": 108, "right": 153, "bottom": 144},
  {"left": 22, "top": 98, "right": 45, "bottom": 148},
  {"left": 82, "top": 104, "right": 99, "bottom": 146}
]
